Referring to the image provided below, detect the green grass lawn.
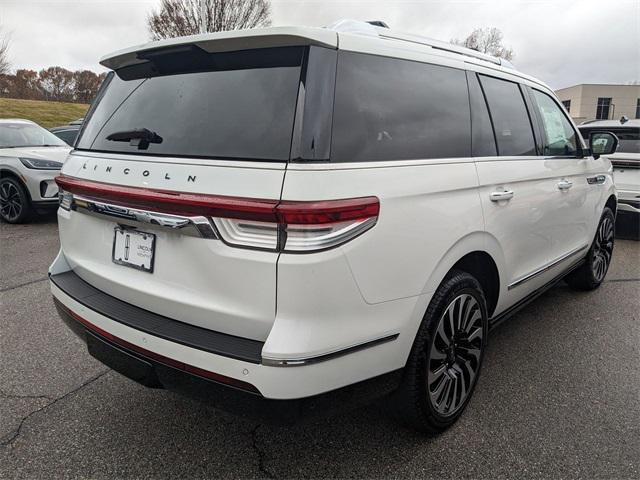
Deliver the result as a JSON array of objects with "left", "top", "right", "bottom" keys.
[{"left": 0, "top": 98, "right": 89, "bottom": 129}]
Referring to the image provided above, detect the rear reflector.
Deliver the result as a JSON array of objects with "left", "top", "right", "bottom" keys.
[{"left": 56, "top": 175, "right": 379, "bottom": 252}]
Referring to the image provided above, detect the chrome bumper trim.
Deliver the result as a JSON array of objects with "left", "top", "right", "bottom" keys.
[
  {"left": 261, "top": 334, "right": 399, "bottom": 367},
  {"left": 72, "top": 195, "right": 218, "bottom": 239}
]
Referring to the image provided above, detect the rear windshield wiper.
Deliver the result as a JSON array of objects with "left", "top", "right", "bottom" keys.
[{"left": 106, "top": 128, "right": 163, "bottom": 150}]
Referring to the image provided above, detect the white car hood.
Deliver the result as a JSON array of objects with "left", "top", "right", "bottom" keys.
[{"left": 0, "top": 146, "right": 72, "bottom": 164}]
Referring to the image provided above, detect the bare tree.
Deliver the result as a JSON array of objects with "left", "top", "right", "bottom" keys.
[
  {"left": 452, "top": 27, "right": 514, "bottom": 61},
  {"left": 148, "top": 0, "right": 271, "bottom": 40},
  {"left": 0, "top": 25, "right": 10, "bottom": 75},
  {"left": 39, "top": 66, "right": 75, "bottom": 101}
]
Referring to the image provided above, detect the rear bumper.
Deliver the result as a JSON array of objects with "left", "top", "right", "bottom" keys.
[
  {"left": 32, "top": 199, "right": 59, "bottom": 214},
  {"left": 50, "top": 267, "right": 405, "bottom": 405},
  {"left": 53, "top": 294, "right": 402, "bottom": 421}
]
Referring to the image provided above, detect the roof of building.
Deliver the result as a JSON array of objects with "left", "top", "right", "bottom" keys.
[
  {"left": 556, "top": 83, "right": 640, "bottom": 91},
  {"left": 578, "top": 118, "right": 640, "bottom": 128}
]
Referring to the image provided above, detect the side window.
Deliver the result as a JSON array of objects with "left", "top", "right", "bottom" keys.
[
  {"left": 478, "top": 75, "right": 536, "bottom": 156},
  {"left": 531, "top": 90, "right": 578, "bottom": 156},
  {"left": 54, "top": 129, "right": 78, "bottom": 146},
  {"left": 466, "top": 71, "right": 497, "bottom": 156},
  {"left": 331, "top": 52, "right": 471, "bottom": 162}
]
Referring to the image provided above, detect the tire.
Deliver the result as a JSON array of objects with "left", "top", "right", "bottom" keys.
[
  {"left": 392, "top": 270, "right": 488, "bottom": 434},
  {"left": 565, "top": 207, "right": 615, "bottom": 291},
  {"left": 0, "top": 177, "right": 33, "bottom": 224}
]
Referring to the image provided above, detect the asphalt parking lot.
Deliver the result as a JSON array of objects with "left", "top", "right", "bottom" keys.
[{"left": 1, "top": 214, "right": 639, "bottom": 479}]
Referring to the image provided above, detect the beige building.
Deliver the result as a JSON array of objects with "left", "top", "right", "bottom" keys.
[{"left": 554, "top": 84, "right": 640, "bottom": 124}]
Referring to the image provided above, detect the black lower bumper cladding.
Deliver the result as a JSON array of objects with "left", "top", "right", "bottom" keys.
[
  {"left": 50, "top": 270, "right": 264, "bottom": 363},
  {"left": 51, "top": 274, "right": 403, "bottom": 422}
]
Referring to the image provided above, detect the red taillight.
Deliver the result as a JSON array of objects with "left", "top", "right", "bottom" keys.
[
  {"left": 276, "top": 197, "right": 380, "bottom": 225},
  {"left": 56, "top": 175, "right": 280, "bottom": 222},
  {"left": 56, "top": 175, "right": 379, "bottom": 252}
]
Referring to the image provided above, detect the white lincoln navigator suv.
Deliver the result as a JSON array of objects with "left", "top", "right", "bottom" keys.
[{"left": 50, "top": 22, "right": 618, "bottom": 433}]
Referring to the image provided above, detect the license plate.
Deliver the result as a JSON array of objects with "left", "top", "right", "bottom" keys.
[{"left": 112, "top": 228, "right": 156, "bottom": 273}]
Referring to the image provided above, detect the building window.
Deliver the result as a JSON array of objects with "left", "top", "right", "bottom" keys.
[
  {"left": 561, "top": 100, "right": 571, "bottom": 113},
  {"left": 636, "top": 98, "right": 640, "bottom": 119},
  {"left": 596, "top": 97, "right": 612, "bottom": 120}
]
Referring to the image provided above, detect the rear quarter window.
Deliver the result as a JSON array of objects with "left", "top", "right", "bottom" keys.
[
  {"left": 331, "top": 52, "right": 471, "bottom": 162},
  {"left": 479, "top": 75, "right": 536, "bottom": 156}
]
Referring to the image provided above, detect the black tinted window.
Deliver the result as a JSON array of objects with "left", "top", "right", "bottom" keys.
[
  {"left": 467, "top": 72, "right": 497, "bottom": 156},
  {"left": 331, "top": 52, "right": 470, "bottom": 162},
  {"left": 53, "top": 129, "right": 79, "bottom": 146},
  {"left": 78, "top": 47, "right": 303, "bottom": 161},
  {"left": 479, "top": 75, "right": 536, "bottom": 156}
]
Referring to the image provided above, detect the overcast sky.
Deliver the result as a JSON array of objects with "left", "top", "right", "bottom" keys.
[{"left": 1, "top": 0, "right": 639, "bottom": 89}]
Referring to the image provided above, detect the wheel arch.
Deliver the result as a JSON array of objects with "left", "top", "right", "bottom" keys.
[
  {"left": 605, "top": 194, "right": 617, "bottom": 216},
  {"left": 422, "top": 232, "right": 506, "bottom": 318},
  {"left": 0, "top": 168, "right": 33, "bottom": 201},
  {"left": 450, "top": 252, "right": 500, "bottom": 317}
]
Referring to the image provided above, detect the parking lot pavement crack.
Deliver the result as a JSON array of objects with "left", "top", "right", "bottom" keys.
[
  {"left": 604, "top": 278, "right": 640, "bottom": 283},
  {"left": 0, "top": 276, "right": 49, "bottom": 293},
  {"left": 0, "top": 369, "right": 110, "bottom": 449},
  {"left": 251, "top": 424, "right": 277, "bottom": 479},
  {"left": 0, "top": 390, "right": 54, "bottom": 401}
]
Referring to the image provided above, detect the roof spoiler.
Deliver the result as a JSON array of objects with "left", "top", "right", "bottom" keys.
[{"left": 100, "top": 26, "right": 338, "bottom": 71}]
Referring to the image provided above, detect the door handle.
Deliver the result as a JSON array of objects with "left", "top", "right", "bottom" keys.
[
  {"left": 557, "top": 179, "right": 573, "bottom": 191},
  {"left": 490, "top": 190, "right": 514, "bottom": 202}
]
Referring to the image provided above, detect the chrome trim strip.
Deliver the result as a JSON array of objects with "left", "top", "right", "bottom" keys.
[
  {"left": 261, "top": 333, "right": 400, "bottom": 367},
  {"left": 72, "top": 195, "right": 218, "bottom": 239},
  {"left": 587, "top": 175, "right": 606, "bottom": 185},
  {"left": 508, "top": 244, "right": 589, "bottom": 290}
]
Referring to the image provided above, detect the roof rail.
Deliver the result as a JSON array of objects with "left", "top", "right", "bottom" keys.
[{"left": 326, "top": 19, "right": 514, "bottom": 68}]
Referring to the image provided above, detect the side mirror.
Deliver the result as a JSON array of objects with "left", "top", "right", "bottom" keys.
[{"left": 589, "top": 131, "right": 619, "bottom": 159}]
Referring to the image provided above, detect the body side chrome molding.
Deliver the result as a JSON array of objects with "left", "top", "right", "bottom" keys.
[
  {"left": 491, "top": 256, "right": 585, "bottom": 329},
  {"left": 72, "top": 195, "right": 218, "bottom": 239},
  {"left": 261, "top": 333, "right": 400, "bottom": 367},
  {"left": 508, "top": 243, "right": 589, "bottom": 290}
]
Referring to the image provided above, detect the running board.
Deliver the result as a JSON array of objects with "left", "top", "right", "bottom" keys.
[{"left": 489, "top": 257, "right": 586, "bottom": 330}]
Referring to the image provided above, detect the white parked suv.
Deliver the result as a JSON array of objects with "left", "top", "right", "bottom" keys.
[
  {"left": 0, "top": 119, "right": 71, "bottom": 223},
  {"left": 579, "top": 118, "right": 639, "bottom": 237},
  {"left": 50, "top": 22, "right": 619, "bottom": 432}
]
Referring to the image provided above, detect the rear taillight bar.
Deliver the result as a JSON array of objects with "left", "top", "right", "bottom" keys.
[
  {"left": 56, "top": 174, "right": 280, "bottom": 222},
  {"left": 56, "top": 175, "right": 379, "bottom": 252}
]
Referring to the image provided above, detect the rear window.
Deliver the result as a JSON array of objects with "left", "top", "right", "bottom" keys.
[
  {"left": 77, "top": 47, "right": 304, "bottom": 161},
  {"left": 331, "top": 52, "right": 471, "bottom": 162}
]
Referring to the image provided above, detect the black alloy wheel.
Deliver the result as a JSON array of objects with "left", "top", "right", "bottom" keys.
[
  {"left": 428, "top": 293, "right": 484, "bottom": 417},
  {"left": 0, "top": 178, "right": 31, "bottom": 223}
]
